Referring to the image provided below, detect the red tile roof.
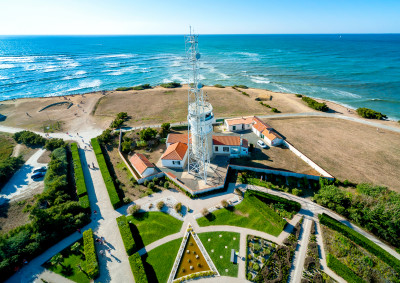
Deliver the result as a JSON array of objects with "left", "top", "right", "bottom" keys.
[
  {"left": 166, "top": 133, "right": 189, "bottom": 145},
  {"left": 252, "top": 116, "right": 272, "bottom": 132},
  {"left": 262, "top": 129, "right": 282, "bottom": 141},
  {"left": 161, "top": 142, "right": 188, "bottom": 160},
  {"left": 129, "top": 153, "right": 154, "bottom": 175},
  {"left": 212, "top": 135, "right": 248, "bottom": 148},
  {"left": 226, "top": 116, "right": 254, "bottom": 126}
]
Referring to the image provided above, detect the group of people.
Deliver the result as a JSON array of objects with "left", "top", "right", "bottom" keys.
[{"left": 96, "top": 236, "right": 112, "bottom": 257}]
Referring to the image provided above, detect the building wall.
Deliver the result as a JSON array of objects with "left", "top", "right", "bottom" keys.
[
  {"left": 213, "top": 145, "right": 249, "bottom": 157},
  {"left": 226, "top": 123, "right": 252, "bottom": 132},
  {"left": 161, "top": 151, "right": 188, "bottom": 169},
  {"left": 141, "top": 167, "right": 156, "bottom": 178}
]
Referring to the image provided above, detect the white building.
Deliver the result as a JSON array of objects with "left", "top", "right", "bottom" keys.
[
  {"left": 129, "top": 153, "right": 156, "bottom": 178},
  {"left": 161, "top": 142, "right": 188, "bottom": 168},
  {"left": 212, "top": 135, "right": 249, "bottom": 157},
  {"left": 224, "top": 116, "right": 254, "bottom": 132}
]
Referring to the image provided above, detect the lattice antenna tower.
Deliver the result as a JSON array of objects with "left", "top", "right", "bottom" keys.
[{"left": 185, "top": 28, "right": 214, "bottom": 182}]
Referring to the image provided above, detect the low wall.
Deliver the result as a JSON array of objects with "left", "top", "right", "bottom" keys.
[
  {"left": 283, "top": 140, "right": 334, "bottom": 178},
  {"left": 229, "top": 164, "right": 334, "bottom": 181}
]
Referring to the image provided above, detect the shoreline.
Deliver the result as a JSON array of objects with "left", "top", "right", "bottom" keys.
[{"left": 1, "top": 85, "right": 398, "bottom": 122}]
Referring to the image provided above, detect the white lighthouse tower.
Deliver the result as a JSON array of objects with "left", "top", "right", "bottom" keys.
[{"left": 186, "top": 29, "right": 214, "bottom": 182}]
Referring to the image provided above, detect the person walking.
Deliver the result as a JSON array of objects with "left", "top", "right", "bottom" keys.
[{"left": 99, "top": 250, "right": 104, "bottom": 257}]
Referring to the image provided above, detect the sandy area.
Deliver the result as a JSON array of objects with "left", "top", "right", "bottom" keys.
[{"left": 266, "top": 117, "right": 400, "bottom": 191}]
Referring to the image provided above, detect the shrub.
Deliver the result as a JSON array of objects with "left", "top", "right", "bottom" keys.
[
  {"left": 132, "top": 84, "right": 151, "bottom": 90},
  {"left": 128, "top": 204, "right": 141, "bottom": 215},
  {"left": 221, "top": 200, "right": 229, "bottom": 208},
  {"left": 0, "top": 156, "right": 24, "bottom": 186},
  {"left": 291, "top": 188, "right": 302, "bottom": 196},
  {"left": 233, "top": 84, "right": 248, "bottom": 89},
  {"left": 319, "top": 213, "right": 400, "bottom": 274},
  {"left": 148, "top": 182, "right": 155, "bottom": 190},
  {"left": 271, "top": 107, "right": 280, "bottom": 113},
  {"left": 326, "top": 253, "right": 366, "bottom": 283},
  {"left": 253, "top": 262, "right": 260, "bottom": 271},
  {"left": 44, "top": 138, "right": 66, "bottom": 151},
  {"left": 202, "top": 208, "right": 210, "bottom": 217},
  {"left": 71, "top": 143, "right": 88, "bottom": 197},
  {"left": 247, "top": 189, "right": 301, "bottom": 212},
  {"left": 214, "top": 84, "right": 225, "bottom": 88},
  {"left": 83, "top": 229, "right": 99, "bottom": 279},
  {"left": 139, "top": 128, "right": 157, "bottom": 141},
  {"left": 79, "top": 195, "right": 90, "bottom": 211},
  {"left": 160, "top": 82, "right": 181, "bottom": 88},
  {"left": 356, "top": 107, "right": 387, "bottom": 120},
  {"left": 295, "top": 94, "right": 302, "bottom": 98},
  {"left": 301, "top": 96, "right": 329, "bottom": 112},
  {"left": 121, "top": 140, "right": 132, "bottom": 153},
  {"left": 116, "top": 215, "right": 136, "bottom": 255},
  {"left": 91, "top": 138, "right": 121, "bottom": 209},
  {"left": 160, "top": 122, "right": 171, "bottom": 138},
  {"left": 157, "top": 201, "right": 164, "bottom": 210},
  {"left": 97, "top": 129, "right": 114, "bottom": 145},
  {"left": 175, "top": 202, "right": 182, "bottom": 213},
  {"left": 144, "top": 180, "right": 149, "bottom": 187},
  {"left": 129, "top": 253, "right": 147, "bottom": 283},
  {"left": 13, "top": 130, "right": 45, "bottom": 146},
  {"left": 116, "top": 87, "right": 134, "bottom": 91},
  {"left": 164, "top": 181, "right": 170, "bottom": 189}
]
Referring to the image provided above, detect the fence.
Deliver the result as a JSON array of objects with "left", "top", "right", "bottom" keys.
[{"left": 282, "top": 140, "right": 334, "bottom": 178}]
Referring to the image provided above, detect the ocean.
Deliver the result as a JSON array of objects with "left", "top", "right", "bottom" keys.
[{"left": 0, "top": 34, "right": 399, "bottom": 119}]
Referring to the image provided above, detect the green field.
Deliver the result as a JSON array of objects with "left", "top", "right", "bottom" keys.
[
  {"left": 144, "top": 237, "right": 182, "bottom": 283},
  {"left": 127, "top": 212, "right": 183, "bottom": 246},
  {"left": 197, "top": 194, "right": 286, "bottom": 236},
  {"left": 0, "top": 133, "right": 15, "bottom": 160},
  {"left": 198, "top": 232, "right": 240, "bottom": 277},
  {"left": 43, "top": 239, "right": 90, "bottom": 283}
]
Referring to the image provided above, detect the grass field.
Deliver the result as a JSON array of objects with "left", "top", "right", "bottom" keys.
[
  {"left": 0, "top": 132, "right": 15, "bottom": 160},
  {"left": 43, "top": 239, "right": 90, "bottom": 283},
  {"left": 127, "top": 212, "right": 183, "bottom": 246},
  {"left": 267, "top": 117, "right": 400, "bottom": 191},
  {"left": 144, "top": 237, "right": 182, "bottom": 283},
  {"left": 197, "top": 195, "right": 286, "bottom": 237},
  {"left": 198, "top": 232, "right": 240, "bottom": 277}
]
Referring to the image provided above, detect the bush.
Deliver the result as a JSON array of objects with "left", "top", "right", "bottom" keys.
[
  {"left": 233, "top": 84, "right": 248, "bottom": 89},
  {"left": 157, "top": 201, "right": 164, "bottom": 210},
  {"left": 160, "top": 122, "right": 171, "bottom": 138},
  {"left": 139, "top": 128, "right": 157, "bottom": 141},
  {"left": 83, "top": 229, "right": 99, "bottom": 279},
  {"left": 326, "top": 253, "right": 366, "bottom": 283},
  {"left": 291, "top": 188, "right": 302, "bottom": 196},
  {"left": 121, "top": 140, "right": 132, "bottom": 153},
  {"left": 356, "top": 107, "right": 387, "bottom": 120},
  {"left": 247, "top": 189, "right": 301, "bottom": 212},
  {"left": 116, "top": 87, "right": 134, "bottom": 91},
  {"left": 13, "top": 130, "right": 45, "bottom": 147},
  {"left": 79, "top": 195, "right": 90, "bottom": 211},
  {"left": 97, "top": 129, "right": 114, "bottom": 145},
  {"left": 71, "top": 143, "right": 87, "bottom": 197},
  {"left": 164, "top": 181, "right": 170, "bottom": 189},
  {"left": 295, "top": 94, "right": 302, "bottom": 98},
  {"left": 214, "top": 84, "right": 225, "bottom": 88},
  {"left": 0, "top": 156, "right": 24, "bottom": 186},
  {"left": 128, "top": 253, "right": 148, "bottom": 283},
  {"left": 132, "top": 84, "right": 151, "bottom": 90},
  {"left": 319, "top": 213, "right": 400, "bottom": 274},
  {"left": 175, "top": 202, "right": 182, "bottom": 213},
  {"left": 271, "top": 107, "right": 280, "bottom": 113},
  {"left": 160, "top": 82, "right": 181, "bottom": 88},
  {"left": 116, "top": 215, "right": 136, "bottom": 256},
  {"left": 128, "top": 204, "right": 141, "bottom": 215},
  {"left": 44, "top": 138, "right": 66, "bottom": 151},
  {"left": 148, "top": 182, "right": 155, "bottom": 190},
  {"left": 301, "top": 96, "right": 329, "bottom": 112},
  {"left": 91, "top": 138, "right": 121, "bottom": 209},
  {"left": 221, "top": 200, "right": 229, "bottom": 208},
  {"left": 201, "top": 208, "right": 210, "bottom": 217}
]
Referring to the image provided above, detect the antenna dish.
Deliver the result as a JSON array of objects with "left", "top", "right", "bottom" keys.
[
  {"left": 197, "top": 83, "right": 203, "bottom": 89},
  {"left": 196, "top": 53, "right": 201, "bottom": 60}
]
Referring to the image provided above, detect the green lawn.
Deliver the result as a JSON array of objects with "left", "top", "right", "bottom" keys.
[
  {"left": 43, "top": 239, "right": 90, "bottom": 283},
  {"left": 197, "top": 194, "right": 286, "bottom": 236},
  {"left": 198, "top": 232, "right": 240, "bottom": 277},
  {"left": 0, "top": 133, "right": 15, "bottom": 160},
  {"left": 127, "top": 212, "right": 183, "bottom": 246},
  {"left": 144, "top": 237, "right": 182, "bottom": 283}
]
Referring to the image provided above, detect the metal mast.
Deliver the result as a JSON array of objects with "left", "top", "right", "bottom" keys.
[{"left": 185, "top": 28, "right": 214, "bottom": 182}]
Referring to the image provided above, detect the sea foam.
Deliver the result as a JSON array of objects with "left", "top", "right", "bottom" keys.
[{"left": 250, "top": 76, "right": 270, "bottom": 84}]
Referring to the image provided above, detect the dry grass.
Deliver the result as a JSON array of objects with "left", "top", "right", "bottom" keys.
[
  {"left": 0, "top": 197, "right": 35, "bottom": 234},
  {"left": 266, "top": 117, "right": 400, "bottom": 191}
]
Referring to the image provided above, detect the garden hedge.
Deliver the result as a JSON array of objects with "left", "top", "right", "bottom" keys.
[
  {"left": 326, "top": 253, "right": 366, "bottom": 283},
  {"left": 116, "top": 215, "right": 136, "bottom": 255},
  {"left": 83, "top": 229, "right": 99, "bottom": 279},
  {"left": 319, "top": 213, "right": 400, "bottom": 274},
  {"left": 247, "top": 189, "right": 301, "bottom": 212},
  {"left": 71, "top": 143, "right": 88, "bottom": 197},
  {"left": 91, "top": 138, "right": 121, "bottom": 209},
  {"left": 129, "top": 252, "right": 148, "bottom": 283},
  {"left": 79, "top": 195, "right": 90, "bottom": 211}
]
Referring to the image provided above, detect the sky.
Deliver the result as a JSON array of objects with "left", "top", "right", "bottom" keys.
[{"left": 0, "top": 0, "right": 399, "bottom": 35}]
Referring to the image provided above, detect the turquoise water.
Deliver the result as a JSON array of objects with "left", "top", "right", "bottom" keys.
[{"left": 0, "top": 34, "right": 399, "bottom": 119}]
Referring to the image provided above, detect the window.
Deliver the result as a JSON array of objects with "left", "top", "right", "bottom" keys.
[
  {"left": 172, "top": 161, "right": 181, "bottom": 165},
  {"left": 215, "top": 146, "right": 218, "bottom": 152},
  {"left": 223, "top": 147, "right": 229, "bottom": 152},
  {"left": 232, "top": 126, "right": 236, "bottom": 131}
]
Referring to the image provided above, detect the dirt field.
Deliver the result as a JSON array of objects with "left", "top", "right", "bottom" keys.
[
  {"left": 266, "top": 117, "right": 400, "bottom": 191},
  {"left": 0, "top": 197, "right": 35, "bottom": 234}
]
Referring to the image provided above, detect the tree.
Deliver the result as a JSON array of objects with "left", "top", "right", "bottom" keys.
[
  {"left": 139, "top": 128, "right": 157, "bottom": 141},
  {"left": 175, "top": 202, "right": 182, "bottom": 213},
  {"left": 160, "top": 123, "right": 171, "bottom": 138},
  {"left": 128, "top": 204, "right": 141, "bottom": 215},
  {"left": 50, "top": 254, "right": 64, "bottom": 267},
  {"left": 157, "top": 201, "right": 164, "bottom": 210},
  {"left": 44, "top": 138, "right": 66, "bottom": 151},
  {"left": 117, "top": 112, "right": 128, "bottom": 120},
  {"left": 13, "top": 131, "right": 45, "bottom": 147},
  {"left": 97, "top": 129, "right": 114, "bottom": 144}
]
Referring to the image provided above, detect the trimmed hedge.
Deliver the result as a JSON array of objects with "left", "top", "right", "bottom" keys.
[
  {"left": 129, "top": 253, "right": 148, "bottom": 283},
  {"left": 79, "top": 195, "right": 90, "bottom": 211},
  {"left": 83, "top": 229, "right": 99, "bottom": 279},
  {"left": 319, "top": 213, "right": 400, "bottom": 274},
  {"left": 91, "top": 138, "right": 122, "bottom": 209},
  {"left": 326, "top": 253, "right": 366, "bottom": 283},
  {"left": 247, "top": 189, "right": 301, "bottom": 212},
  {"left": 71, "top": 143, "right": 88, "bottom": 197},
  {"left": 117, "top": 215, "right": 136, "bottom": 256}
]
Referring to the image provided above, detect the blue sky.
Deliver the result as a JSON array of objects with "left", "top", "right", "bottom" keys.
[{"left": 1, "top": 0, "right": 399, "bottom": 35}]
